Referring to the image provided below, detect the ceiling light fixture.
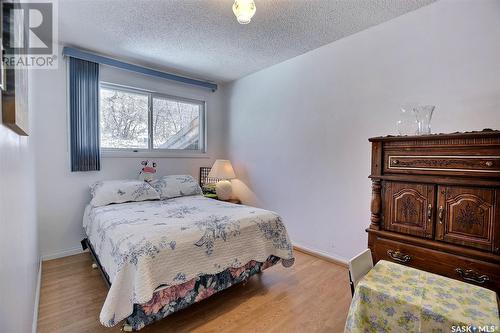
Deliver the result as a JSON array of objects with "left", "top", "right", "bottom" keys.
[{"left": 232, "top": 0, "right": 256, "bottom": 25}]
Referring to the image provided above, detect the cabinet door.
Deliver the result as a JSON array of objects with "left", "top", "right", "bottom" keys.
[
  {"left": 383, "top": 182, "right": 435, "bottom": 238},
  {"left": 436, "top": 186, "right": 496, "bottom": 251}
]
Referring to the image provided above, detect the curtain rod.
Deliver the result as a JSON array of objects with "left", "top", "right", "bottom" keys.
[{"left": 62, "top": 47, "right": 218, "bottom": 92}]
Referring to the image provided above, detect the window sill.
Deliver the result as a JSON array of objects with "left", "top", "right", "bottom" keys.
[{"left": 101, "top": 150, "right": 210, "bottom": 159}]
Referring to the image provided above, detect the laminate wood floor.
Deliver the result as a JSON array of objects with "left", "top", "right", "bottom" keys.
[{"left": 38, "top": 250, "right": 351, "bottom": 333}]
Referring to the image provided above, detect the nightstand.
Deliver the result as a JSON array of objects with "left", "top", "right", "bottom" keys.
[
  {"left": 224, "top": 199, "right": 241, "bottom": 204},
  {"left": 203, "top": 193, "right": 218, "bottom": 199},
  {"left": 204, "top": 194, "right": 241, "bottom": 204}
]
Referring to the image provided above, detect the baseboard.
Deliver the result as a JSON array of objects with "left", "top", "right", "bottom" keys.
[
  {"left": 293, "top": 243, "right": 348, "bottom": 268},
  {"left": 41, "top": 247, "right": 84, "bottom": 261},
  {"left": 32, "top": 259, "right": 42, "bottom": 333}
]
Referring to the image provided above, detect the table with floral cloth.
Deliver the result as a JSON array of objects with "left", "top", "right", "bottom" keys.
[{"left": 345, "top": 260, "right": 499, "bottom": 333}]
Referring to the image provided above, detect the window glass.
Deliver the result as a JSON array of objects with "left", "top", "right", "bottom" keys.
[
  {"left": 100, "top": 87, "right": 149, "bottom": 149},
  {"left": 152, "top": 97, "right": 201, "bottom": 150}
]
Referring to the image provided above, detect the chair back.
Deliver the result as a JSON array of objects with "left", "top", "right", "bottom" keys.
[{"left": 348, "top": 249, "right": 373, "bottom": 295}]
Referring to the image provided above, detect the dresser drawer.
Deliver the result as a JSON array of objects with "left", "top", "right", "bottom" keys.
[
  {"left": 384, "top": 154, "right": 500, "bottom": 177},
  {"left": 372, "top": 237, "right": 500, "bottom": 293}
]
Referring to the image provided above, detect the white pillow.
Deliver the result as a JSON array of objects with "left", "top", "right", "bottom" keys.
[
  {"left": 90, "top": 180, "right": 160, "bottom": 207},
  {"left": 151, "top": 175, "right": 202, "bottom": 200}
]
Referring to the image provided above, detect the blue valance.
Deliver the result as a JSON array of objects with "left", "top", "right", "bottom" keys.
[
  {"left": 63, "top": 47, "right": 217, "bottom": 92},
  {"left": 69, "top": 57, "right": 100, "bottom": 171}
]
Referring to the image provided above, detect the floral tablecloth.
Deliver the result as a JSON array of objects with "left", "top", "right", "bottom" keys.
[{"left": 345, "top": 260, "right": 499, "bottom": 333}]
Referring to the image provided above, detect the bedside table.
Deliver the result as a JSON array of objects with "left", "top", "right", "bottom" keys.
[
  {"left": 203, "top": 193, "right": 218, "bottom": 199},
  {"left": 204, "top": 194, "right": 241, "bottom": 204},
  {"left": 224, "top": 199, "right": 241, "bottom": 204}
]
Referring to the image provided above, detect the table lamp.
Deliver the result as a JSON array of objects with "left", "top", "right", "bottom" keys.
[{"left": 208, "top": 159, "right": 236, "bottom": 201}]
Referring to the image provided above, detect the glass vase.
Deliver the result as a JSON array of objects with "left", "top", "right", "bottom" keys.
[
  {"left": 397, "top": 105, "right": 419, "bottom": 136},
  {"left": 414, "top": 105, "right": 435, "bottom": 135}
]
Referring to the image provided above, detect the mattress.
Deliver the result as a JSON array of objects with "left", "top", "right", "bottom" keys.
[{"left": 83, "top": 195, "right": 295, "bottom": 327}]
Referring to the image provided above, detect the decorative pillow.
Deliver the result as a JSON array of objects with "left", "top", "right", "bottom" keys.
[
  {"left": 90, "top": 180, "right": 160, "bottom": 207},
  {"left": 151, "top": 175, "right": 202, "bottom": 200}
]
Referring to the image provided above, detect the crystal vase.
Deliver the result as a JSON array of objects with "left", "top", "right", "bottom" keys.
[
  {"left": 414, "top": 105, "right": 435, "bottom": 135},
  {"left": 397, "top": 105, "right": 419, "bottom": 136}
]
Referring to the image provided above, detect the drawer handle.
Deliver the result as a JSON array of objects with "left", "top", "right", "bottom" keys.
[
  {"left": 438, "top": 206, "right": 444, "bottom": 224},
  {"left": 485, "top": 161, "right": 494, "bottom": 167},
  {"left": 427, "top": 204, "right": 432, "bottom": 222},
  {"left": 455, "top": 268, "right": 490, "bottom": 284},
  {"left": 387, "top": 250, "right": 411, "bottom": 263}
]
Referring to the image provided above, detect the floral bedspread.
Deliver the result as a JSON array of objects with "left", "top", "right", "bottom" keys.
[
  {"left": 83, "top": 195, "right": 294, "bottom": 327},
  {"left": 345, "top": 260, "right": 500, "bottom": 333},
  {"left": 127, "top": 255, "right": 281, "bottom": 331}
]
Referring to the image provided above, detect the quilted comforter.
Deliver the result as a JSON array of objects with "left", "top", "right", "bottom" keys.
[{"left": 83, "top": 195, "right": 295, "bottom": 327}]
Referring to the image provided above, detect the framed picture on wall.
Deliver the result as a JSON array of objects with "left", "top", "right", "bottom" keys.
[
  {"left": 0, "top": 47, "right": 5, "bottom": 92},
  {"left": 1, "top": 1, "right": 29, "bottom": 136},
  {"left": 0, "top": 3, "right": 4, "bottom": 91}
]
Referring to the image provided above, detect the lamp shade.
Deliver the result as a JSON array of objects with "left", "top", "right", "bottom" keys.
[{"left": 208, "top": 160, "right": 236, "bottom": 180}]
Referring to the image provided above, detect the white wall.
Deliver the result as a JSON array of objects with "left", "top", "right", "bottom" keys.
[
  {"left": 0, "top": 73, "right": 39, "bottom": 332},
  {"left": 226, "top": 0, "right": 500, "bottom": 262},
  {"left": 32, "top": 60, "right": 228, "bottom": 259}
]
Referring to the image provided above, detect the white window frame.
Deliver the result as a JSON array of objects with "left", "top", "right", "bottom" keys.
[{"left": 99, "top": 82, "right": 207, "bottom": 158}]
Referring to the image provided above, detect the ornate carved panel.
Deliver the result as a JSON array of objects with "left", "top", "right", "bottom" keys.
[
  {"left": 394, "top": 190, "right": 424, "bottom": 226},
  {"left": 436, "top": 186, "right": 495, "bottom": 251},
  {"left": 383, "top": 182, "right": 434, "bottom": 238},
  {"left": 384, "top": 153, "right": 500, "bottom": 178},
  {"left": 387, "top": 155, "right": 499, "bottom": 172}
]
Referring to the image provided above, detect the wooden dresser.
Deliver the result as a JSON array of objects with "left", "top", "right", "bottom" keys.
[{"left": 367, "top": 130, "right": 500, "bottom": 293}]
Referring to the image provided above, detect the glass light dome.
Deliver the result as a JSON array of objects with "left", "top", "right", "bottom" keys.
[{"left": 232, "top": 0, "right": 256, "bottom": 24}]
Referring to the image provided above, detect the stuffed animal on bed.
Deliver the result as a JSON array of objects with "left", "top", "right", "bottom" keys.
[{"left": 139, "top": 160, "right": 157, "bottom": 182}]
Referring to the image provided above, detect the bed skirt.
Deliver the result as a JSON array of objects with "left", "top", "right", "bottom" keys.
[{"left": 124, "top": 255, "right": 283, "bottom": 331}]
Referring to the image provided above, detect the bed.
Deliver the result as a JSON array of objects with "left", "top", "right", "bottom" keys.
[{"left": 82, "top": 178, "right": 295, "bottom": 331}]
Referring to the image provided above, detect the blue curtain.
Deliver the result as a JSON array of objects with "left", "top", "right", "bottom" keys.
[{"left": 69, "top": 57, "right": 100, "bottom": 171}]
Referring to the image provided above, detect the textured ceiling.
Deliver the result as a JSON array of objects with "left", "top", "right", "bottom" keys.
[{"left": 59, "top": 0, "right": 435, "bottom": 83}]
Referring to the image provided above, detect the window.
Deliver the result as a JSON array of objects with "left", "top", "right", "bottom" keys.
[{"left": 99, "top": 83, "right": 205, "bottom": 154}]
